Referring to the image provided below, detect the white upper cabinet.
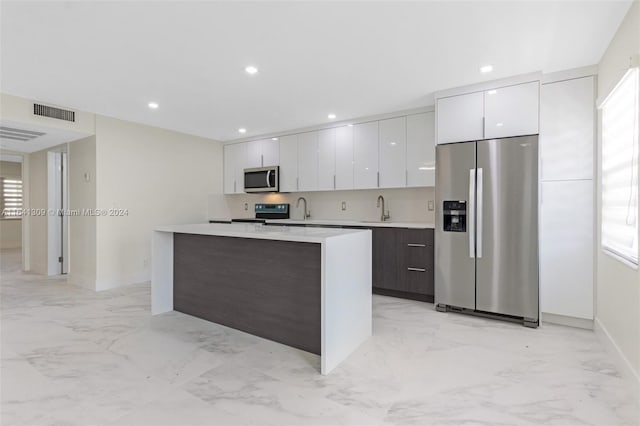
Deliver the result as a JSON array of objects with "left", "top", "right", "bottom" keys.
[
  {"left": 262, "top": 138, "right": 279, "bottom": 166},
  {"left": 297, "top": 131, "right": 319, "bottom": 191},
  {"left": 318, "top": 128, "right": 336, "bottom": 191},
  {"left": 406, "top": 112, "right": 435, "bottom": 187},
  {"left": 278, "top": 135, "right": 298, "bottom": 192},
  {"left": 436, "top": 92, "right": 484, "bottom": 144},
  {"left": 353, "top": 121, "right": 379, "bottom": 189},
  {"left": 246, "top": 138, "right": 279, "bottom": 168},
  {"left": 246, "top": 140, "right": 262, "bottom": 168},
  {"left": 436, "top": 79, "right": 540, "bottom": 144},
  {"left": 484, "top": 81, "right": 539, "bottom": 139},
  {"left": 223, "top": 143, "right": 247, "bottom": 194},
  {"left": 540, "top": 76, "right": 594, "bottom": 181},
  {"left": 334, "top": 125, "right": 354, "bottom": 190},
  {"left": 378, "top": 116, "right": 407, "bottom": 188}
]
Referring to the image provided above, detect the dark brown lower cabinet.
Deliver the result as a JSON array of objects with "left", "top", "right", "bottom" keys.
[
  {"left": 173, "top": 233, "right": 322, "bottom": 355},
  {"left": 372, "top": 227, "right": 434, "bottom": 302}
]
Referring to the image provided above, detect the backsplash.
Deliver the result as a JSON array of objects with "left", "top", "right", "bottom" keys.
[{"left": 208, "top": 187, "right": 435, "bottom": 223}]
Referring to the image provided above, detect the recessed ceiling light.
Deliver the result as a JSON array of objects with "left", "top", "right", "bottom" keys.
[
  {"left": 328, "top": 113, "right": 336, "bottom": 119},
  {"left": 390, "top": 142, "right": 397, "bottom": 146},
  {"left": 245, "top": 66, "right": 258, "bottom": 75},
  {"left": 238, "top": 128, "right": 247, "bottom": 134},
  {"left": 480, "top": 65, "right": 493, "bottom": 73},
  {"left": 271, "top": 137, "right": 278, "bottom": 141},
  {"left": 347, "top": 124, "right": 354, "bottom": 127},
  {"left": 487, "top": 90, "right": 497, "bottom": 95},
  {"left": 148, "top": 102, "right": 159, "bottom": 109}
]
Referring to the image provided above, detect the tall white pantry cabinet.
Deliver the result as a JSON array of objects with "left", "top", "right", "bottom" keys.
[{"left": 540, "top": 75, "right": 595, "bottom": 322}]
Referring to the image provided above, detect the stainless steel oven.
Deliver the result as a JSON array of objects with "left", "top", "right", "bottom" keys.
[{"left": 244, "top": 166, "right": 279, "bottom": 193}]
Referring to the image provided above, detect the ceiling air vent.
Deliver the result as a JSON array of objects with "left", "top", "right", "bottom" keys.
[
  {"left": 0, "top": 126, "right": 45, "bottom": 141},
  {"left": 33, "top": 103, "right": 75, "bottom": 122}
]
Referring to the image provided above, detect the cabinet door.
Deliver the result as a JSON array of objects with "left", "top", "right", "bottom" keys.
[
  {"left": 399, "top": 229, "right": 434, "bottom": 297},
  {"left": 223, "top": 144, "right": 236, "bottom": 194},
  {"left": 372, "top": 227, "right": 400, "bottom": 290},
  {"left": 540, "top": 180, "right": 593, "bottom": 319},
  {"left": 318, "top": 128, "right": 336, "bottom": 191},
  {"left": 335, "top": 125, "right": 354, "bottom": 190},
  {"left": 353, "top": 121, "right": 379, "bottom": 189},
  {"left": 234, "top": 143, "right": 247, "bottom": 193},
  {"left": 436, "top": 92, "right": 484, "bottom": 144},
  {"left": 297, "top": 131, "right": 319, "bottom": 191},
  {"left": 246, "top": 140, "right": 263, "bottom": 168},
  {"left": 484, "top": 81, "right": 539, "bottom": 139},
  {"left": 261, "top": 138, "right": 280, "bottom": 167},
  {"left": 378, "top": 117, "right": 407, "bottom": 188},
  {"left": 540, "top": 76, "right": 594, "bottom": 181},
  {"left": 279, "top": 135, "right": 298, "bottom": 192},
  {"left": 407, "top": 112, "right": 435, "bottom": 187}
]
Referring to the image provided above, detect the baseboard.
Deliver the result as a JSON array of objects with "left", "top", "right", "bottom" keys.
[
  {"left": 595, "top": 317, "right": 640, "bottom": 385},
  {"left": 541, "top": 312, "right": 594, "bottom": 329},
  {"left": 372, "top": 287, "right": 434, "bottom": 303}
]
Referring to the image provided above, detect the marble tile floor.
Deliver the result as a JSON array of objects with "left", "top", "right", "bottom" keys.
[{"left": 1, "top": 248, "right": 638, "bottom": 426}]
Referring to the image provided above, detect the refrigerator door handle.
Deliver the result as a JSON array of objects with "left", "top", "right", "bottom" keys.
[
  {"left": 476, "top": 168, "right": 483, "bottom": 259},
  {"left": 469, "top": 168, "right": 475, "bottom": 258}
]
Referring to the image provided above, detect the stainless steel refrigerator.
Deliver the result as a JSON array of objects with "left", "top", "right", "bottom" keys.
[{"left": 435, "top": 135, "right": 539, "bottom": 327}]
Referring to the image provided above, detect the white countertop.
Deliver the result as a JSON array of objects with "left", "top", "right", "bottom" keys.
[
  {"left": 156, "top": 222, "right": 370, "bottom": 243},
  {"left": 209, "top": 218, "right": 434, "bottom": 229}
]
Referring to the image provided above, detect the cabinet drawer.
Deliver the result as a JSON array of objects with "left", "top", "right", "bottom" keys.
[
  {"left": 404, "top": 246, "right": 434, "bottom": 270},
  {"left": 404, "top": 266, "right": 434, "bottom": 296},
  {"left": 401, "top": 228, "right": 434, "bottom": 247}
]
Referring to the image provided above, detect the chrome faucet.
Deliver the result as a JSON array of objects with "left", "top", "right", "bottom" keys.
[
  {"left": 296, "top": 197, "right": 311, "bottom": 220},
  {"left": 377, "top": 195, "right": 390, "bottom": 222}
]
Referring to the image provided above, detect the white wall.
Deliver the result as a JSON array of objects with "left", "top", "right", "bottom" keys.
[
  {"left": 596, "top": 0, "right": 640, "bottom": 381},
  {"left": 94, "top": 116, "right": 222, "bottom": 290},
  {"left": 27, "top": 148, "right": 48, "bottom": 274},
  {"left": 215, "top": 187, "right": 435, "bottom": 223},
  {"left": 67, "top": 136, "right": 96, "bottom": 290},
  {"left": 0, "top": 160, "right": 22, "bottom": 249}
]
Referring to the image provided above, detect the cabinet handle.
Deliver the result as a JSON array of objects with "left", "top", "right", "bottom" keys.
[
  {"left": 407, "top": 267, "right": 426, "bottom": 272},
  {"left": 296, "top": 177, "right": 299, "bottom": 191},
  {"left": 377, "top": 171, "right": 380, "bottom": 187},
  {"left": 333, "top": 174, "right": 336, "bottom": 190},
  {"left": 261, "top": 154, "right": 264, "bottom": 167},
  {"left": 407, "top": 243, "right": 426, "bottom": 247},
  {"left": 234, "top": 181, "right": 236, "bottom": 193},
  {"left": 406, "top": 169, "right": 408, "bottom": 186},
  {"left": 482, "top": 116, "right": 485, "bottom": 138}
]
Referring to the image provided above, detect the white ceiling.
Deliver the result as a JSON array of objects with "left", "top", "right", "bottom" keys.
[{"left": 0, "top": 1, "right": 631, "bottom": 142}]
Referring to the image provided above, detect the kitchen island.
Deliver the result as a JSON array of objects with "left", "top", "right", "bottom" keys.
[{"left": 152, "top": 223, "right": 372, "bottom": 375}]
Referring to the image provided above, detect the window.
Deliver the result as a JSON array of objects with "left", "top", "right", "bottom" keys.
[
  {"left": 600, "top": 67, "right": 640, "bottom": 266},
  {"left": 0, "top": 178, "right": 23, "bottom": 219}
]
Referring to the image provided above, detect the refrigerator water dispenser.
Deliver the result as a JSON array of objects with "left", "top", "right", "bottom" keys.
[{"left": 443, "top": 201, "right": 467, "bottom": 232}]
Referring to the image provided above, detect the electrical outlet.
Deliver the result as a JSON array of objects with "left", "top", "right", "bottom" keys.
[
  {"left": 244, "top": 203, "right": 248, "bottom": 211},
  {"left": 341, "top": 201, "right": 347, "bottom": 211},
  {"left": 428, "top": 200, "right": 434, "bottom": 211}
]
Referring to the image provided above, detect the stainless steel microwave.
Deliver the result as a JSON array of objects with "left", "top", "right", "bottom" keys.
[{"left": 244, "top": 166, "right": 279, "bottom": 193}]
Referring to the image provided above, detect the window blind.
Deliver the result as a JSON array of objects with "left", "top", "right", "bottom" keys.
[
  {"left": 1, "top": 178, "right": 23, "bottom": 218},
  {"left": 601, "top": 67, "right": 639, "bottom": 265}
]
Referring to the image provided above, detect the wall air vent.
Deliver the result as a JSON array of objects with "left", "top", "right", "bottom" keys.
[
  {"left": 33, "top": 103, "right": 75, "bottom": 122},
  {"left": 0, "top": 126, "right": 45, "bottom": 141}
]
